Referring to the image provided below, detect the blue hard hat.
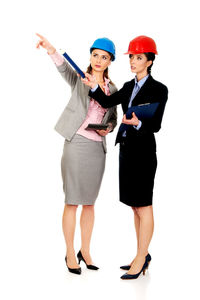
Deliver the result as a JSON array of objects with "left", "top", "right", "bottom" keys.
[{"left": 90, "top": 38, "right": 116, "bottom": 61}]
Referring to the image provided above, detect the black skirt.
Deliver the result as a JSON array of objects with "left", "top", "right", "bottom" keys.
[{"left": 119, "top": 142, "right": 157, "bottom": 207}]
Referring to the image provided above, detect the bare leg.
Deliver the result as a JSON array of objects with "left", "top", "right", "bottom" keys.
[
  {"left": 80, "top": 205, "right": 95, "bottom": 265},
  {"left": 137, "top": 206, "right": 154, "bottom": 256},
  {"left": 62, "top": 204, "right": 79, "bottom": 268},
  {"left": 133, "top": 207, "right": 140, "bottom": 253},
  {"left": 128, "top": 205, "right": 154, "bottom": 274},
  {"left": 127, "top": 207, "right": 140, "bottom": 266}
]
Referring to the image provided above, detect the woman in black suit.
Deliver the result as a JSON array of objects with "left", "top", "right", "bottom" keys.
[{"left": 82, "top": 36, "right": 168, "bottom": 279}]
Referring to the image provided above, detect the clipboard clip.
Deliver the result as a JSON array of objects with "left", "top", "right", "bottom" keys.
[{"left": 138, "top": 103, "right": 150, "bottom": 106}]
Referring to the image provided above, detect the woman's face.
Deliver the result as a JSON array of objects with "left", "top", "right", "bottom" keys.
[
  {"left": 90, "top": 49, "right": 111, "bottom": 73},
  {"left": 129, "top": 54, "right": 152, "bottom": 75}
]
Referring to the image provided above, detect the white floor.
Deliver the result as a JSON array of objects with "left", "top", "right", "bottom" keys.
[
  {"left": 1, "top": 142, "right": 199, "bottom": 300},
  {"left": 1, "top": 1, "right": 200, "bottom": 298}
]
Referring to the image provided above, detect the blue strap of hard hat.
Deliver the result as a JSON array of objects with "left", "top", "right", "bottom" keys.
[{"left": 62, "top": 52, "right": 85, "bottom": 78}]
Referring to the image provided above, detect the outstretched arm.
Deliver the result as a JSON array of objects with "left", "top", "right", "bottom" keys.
[
  {"left": 36, "top": 33, "right": 77, "bottom": 88},
  {"left": 36, "top": 33, "right": 56, "bottom": 54},
  {"left": 82, "top": 73, "right": 129, "bottom": 108}
]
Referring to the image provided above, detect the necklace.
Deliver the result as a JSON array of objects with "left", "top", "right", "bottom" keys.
[{"left": 98, "top": 80, "right": 105, "bottom": 89}]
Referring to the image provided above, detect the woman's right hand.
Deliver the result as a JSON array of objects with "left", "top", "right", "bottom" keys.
[
  {"left": 81, "top": 73, "right": 98, "bottom": 89},
  {"left": 36, "top": 33, "right": 56, "bottom": 55}
]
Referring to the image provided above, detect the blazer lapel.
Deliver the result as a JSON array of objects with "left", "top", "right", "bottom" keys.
[
  {"left": 124, "top": 79, "right": 136, "bottom": 106},
  {"left": 131, "top": 75, "right": 153, "bottom": 106}
]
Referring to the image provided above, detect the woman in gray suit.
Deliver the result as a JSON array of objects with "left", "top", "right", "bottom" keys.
[{"left": 36, "top": 34, "right": 117, "bottom": 274}]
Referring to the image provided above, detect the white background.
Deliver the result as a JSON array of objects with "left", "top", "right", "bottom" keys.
[{"left": 0, "top": 0, "right": 200, "bottom": 299}]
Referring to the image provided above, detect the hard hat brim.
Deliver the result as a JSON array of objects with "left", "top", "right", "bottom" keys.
[
  {"left": 90, "top": 47, "right": 115, "bottom": 61},
  {"left": 124, "top": 50, "right": 158, "bottom": 55}
]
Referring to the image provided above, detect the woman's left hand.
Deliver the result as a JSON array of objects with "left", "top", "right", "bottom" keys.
[
  {"left": 122, "top": 112, "right": 139, "bottom": 126},
  {"left": 96, "top": 124, "right": 112, "bottom": 136},
  {"left": 96, "top": 128, "right": 110, "bottom": 136}
]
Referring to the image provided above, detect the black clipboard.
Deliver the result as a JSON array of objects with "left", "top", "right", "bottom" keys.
[{"left": 85, "top": 124, "right": 109, "bottom": 130}]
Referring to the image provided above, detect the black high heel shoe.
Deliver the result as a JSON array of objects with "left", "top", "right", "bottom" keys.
[
  {"left": 77, "top": 250, "right": 99, "bottom": 270},
  {"left": 121, "top": 260, "right": 148, "bottom": 280},
  {"left": 120, "top": 253, "right": 151, "bottom": 270},
  {"left": 65, "top": 257, "right": 81, "bottom": 275}
]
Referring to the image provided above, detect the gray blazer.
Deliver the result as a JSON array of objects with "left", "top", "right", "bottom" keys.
[{"left": 54, "top": 60, "right": 117, "bottom": 152}]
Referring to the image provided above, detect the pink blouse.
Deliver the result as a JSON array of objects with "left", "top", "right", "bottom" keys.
[{"left": 50, "top": 52, "right": 110, "bottom": 142}]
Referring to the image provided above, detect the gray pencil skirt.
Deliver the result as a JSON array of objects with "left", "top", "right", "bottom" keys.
[{"left": 61, "top": 134, "right": 106, "bottom": 205}]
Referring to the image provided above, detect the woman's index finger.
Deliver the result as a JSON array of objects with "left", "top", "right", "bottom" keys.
[{"left": 36, "top": 33, "right": 44, "bottom": 39}]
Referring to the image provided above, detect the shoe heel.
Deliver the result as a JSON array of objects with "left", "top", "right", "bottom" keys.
[
  {"left": 77, "top": 250, "right": 99, "bottom": 270},
  {"left": 146, "top": 261, "right": 150, "bottom": 269},
  {"left": 77, "top": 251, "right": 83, "bottom": 264},
  {"left": 143, "top": 268, "right": 147, "bottom": 275}
]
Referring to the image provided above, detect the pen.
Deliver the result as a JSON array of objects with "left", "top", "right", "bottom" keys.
[{"left": 60, "top": 50, "right": 85, "bottom": 78}]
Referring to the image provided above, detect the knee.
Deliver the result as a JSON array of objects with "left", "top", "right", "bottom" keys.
[
  {"left": 65, "top": 204, "right": 78, "bottom": 211},
  {"left": 82, "top": 205, "right": 94, "bottom": 212},
  {"left": 132, "top": 206, "right": 144, "bottom": 217},
  {"left": 132, "top": 206, "right": 139, "bottom": 215},
  {"left": 135, "top": 205, "right": 153, "bottom": 218}
]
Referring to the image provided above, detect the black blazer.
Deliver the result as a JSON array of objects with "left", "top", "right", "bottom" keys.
[{"left": 89, "top": 75, "right": 168, "bottom": 152}]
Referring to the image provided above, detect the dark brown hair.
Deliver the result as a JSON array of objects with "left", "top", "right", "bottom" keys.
[{"left": 144, "top": 52, "right": 155, "bottom": 74}]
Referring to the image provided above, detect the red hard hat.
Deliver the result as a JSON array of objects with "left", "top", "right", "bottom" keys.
[{"left": 125, "top": 36, "right": 158, "bottom": 55}]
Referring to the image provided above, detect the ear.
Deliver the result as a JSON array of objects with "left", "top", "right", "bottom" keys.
[{"left": 147, "top": 60, "right": 152, "bottom": 68}]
